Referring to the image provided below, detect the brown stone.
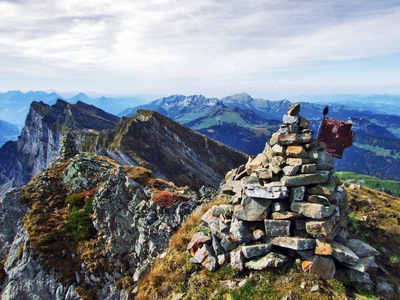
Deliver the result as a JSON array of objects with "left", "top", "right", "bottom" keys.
[
  {"left": 300, "top": 164, "right": 317, "bottom": 174},
  {"left": 246, "top": 153, "right": 268, "bottom": 173},
  {"left": 306, "top": 219, "right": 335, "bottom": 238},
  {"left": 286, "top": 158, "right": 308, "bottom": 167},
  {"left": 271, "top": 211, "right": 302, "bottom": 220},
  {"left": 270, "top": 164, "right": 282, "bottom": 175},
  {"left": 286, "top": 146, "right": 308, "bottom": 158},
  {"left": 288, "top": 103, "right": 301, "bottom": 116},
  {"left": 277, "top": 133, "right": 313, "bottom": 146},
  {"left": 308, "top": 195, "right": 330, "bottom": 205},
  {"left": 315, "top": 239, "right": 333, "bottom": 255},
  {"left": 299, "top": 117, "right": 310, "bottom": 129}
]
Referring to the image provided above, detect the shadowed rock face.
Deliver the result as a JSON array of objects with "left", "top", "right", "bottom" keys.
[
  {"left": 0, "top": 99, "right": 120, "bottom": 193},
  {"left": 85, "top": 109, "right": 249, "bottom": 191}
]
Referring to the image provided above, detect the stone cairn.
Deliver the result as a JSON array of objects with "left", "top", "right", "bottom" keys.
[
  {"left": 61, "top": 131, "right": 79, "bottom": 160},
  {"left": 188, "top": 104, "right": 379, "bottom": 280}
]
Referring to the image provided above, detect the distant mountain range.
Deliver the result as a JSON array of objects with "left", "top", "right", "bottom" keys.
[
  {"left": 1, "top": 91, "right": 400, "bottom": 181},
  {"left": 120, "top": 92, "right": 400, "bottom": 181}
]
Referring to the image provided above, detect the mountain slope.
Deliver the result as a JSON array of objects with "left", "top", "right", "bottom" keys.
[
  {"left": 82, "top": 109, "right": 249, "bottom": 190},
  {"left": 138, "top": 184, "right": 400, "bottom": 300},
  {"left": 0, "top": 153, "right": 205, "bottom": 299}
]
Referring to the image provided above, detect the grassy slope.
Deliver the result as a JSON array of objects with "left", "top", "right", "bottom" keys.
[
  {"left": 336, "top": 171, "right": 400, "bottom": 198},
  {"left": 138, "top": 186, "right": 400, "bottom": 300}
]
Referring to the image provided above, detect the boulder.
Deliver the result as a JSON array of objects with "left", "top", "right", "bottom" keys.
[{"left": 245, "top": 252, "right": 288, "bottom": 270}]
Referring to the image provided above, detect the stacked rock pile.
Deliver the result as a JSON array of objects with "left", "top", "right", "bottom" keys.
[{"left": 188, "top": 104, "right": 379, "bottom": 280}]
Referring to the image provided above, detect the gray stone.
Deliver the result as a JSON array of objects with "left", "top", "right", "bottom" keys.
[
  {"left": 283, "top": 114, "right": 299, "bottom": 125},
  {"left": 271, "top": 237, "right": 316, "bottom": 250},
  {"left": 277, "top": 132, "right": 313, "bottom": 145},
  {"left": 256, "top": 168, "right": 273, "bottom": 180},
  {"left": 344, "top": 256, "right": 375, "bottom": 272},
  {"left": 230, "top": 248, "right": 245, "bottom": 270},
  {"left": 290, "top": 186, "right": 306, "bottom": 201},
  {"left": 229, "top": 217, "right": 252, "bottom": 243},
  {"left": 272, "top": 202, "right": 290, "bottom": 212},
  {"left": 299, "top": 117, "right": 310, "bottom": 129},
  {"left": 343, "top": 239, "right": 379, "bottom": 258},
  {"left": 290, "top": 201, "right": 336, "bottom": 219},
  {"left": 306, "top": 219, "right": 335, "bottom": 238},
  {"left": 194, "top": 244, "right": 214, "bottom": 264},
  {"left": 234, "top": 195, "right": 271, "bottom": 221},
  {"left": 331, "top": 240, "right": 359, "bottom": 265},
  {"left": 282, "top": 166, "right": 299, "bottom": 176},
  {"left": 246, "top": 184, "right": 289, "bottom": 200},
  {"left": 212, "top": 235, "right": 225, "bottom": 255},
  {"left": 293, "top": 219, "right": 306, "bottom": 230},
  {"left": 334, "top": 228, "right": 349, "bottom": 243},
  {"left": 253, "top": 229, "right": 266, "bottom": 240},
  {"left": 288, "top": 124, "right": 299, "bottom": 133},
  {"left": 220, "top": 236, "right": 238, "bottom": 252},
  {"left": 242, "top": 243, "right": 273, "bottom": 259},
  {"left": 245, "top": 252, "right": 288, "bottom": 270},
  {"left": 187, "top": 232, "right": 212, "bottom": 255},
  {"left": 272, "top": 144, "right": 285, "bottom": 156},
  {"left": 301, "top": 255, "right": 336, "bottom": 280},
  {"left": 202, "top": 254, "right": 218, "bottom": 272},
  {"left": 281, "top": 171, "right": 330, "bottom": 187},
  {"left": 345, "top": 269, "right": 373, "bottom": 285},
  {"left": 265, "top": 220, "right": 291, "bottom": 237},
  {"left": 217, "top": 253, "right": 230, "bottom": 266},
  {"left": 375, "top": 281, "right": 394, "bottom": 300},
  {"left": 317, "top": 151, "right": 334, "bottom": 170}
]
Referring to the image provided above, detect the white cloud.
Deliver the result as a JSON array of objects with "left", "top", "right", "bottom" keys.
[{"left": 0, "top": 0, "right": 400, "bottom": 96}]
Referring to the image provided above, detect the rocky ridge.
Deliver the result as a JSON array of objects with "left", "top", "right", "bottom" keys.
[
  {"left": 83, "top": 109, "right": 248, "bottom": 191},
  {"left": 187, "top": 104, "right": 382, "bottom": 287},
  {"left": 0, "top": 149, "right": 209, "bottom": 299}
]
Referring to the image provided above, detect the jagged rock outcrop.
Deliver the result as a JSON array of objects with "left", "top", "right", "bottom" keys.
[
  {"left": 83, "top": 109, "right": 249, "bottom": 190},
  {"left": 0, "top": 99, "right": 120, "bottom": 195},
  {"left": 188, "top": 104, "right": 380, "bottom": 283},
  {"left": 0, "top": 153, "right": 206, "bottom": 299}
]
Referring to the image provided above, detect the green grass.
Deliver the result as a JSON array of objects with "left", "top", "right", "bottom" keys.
[
  {"left": 335, "top": 171, "right": 400, "bottom": 197},
  {"left": 354, "top": 143, "right": 400, "bottom": 159}
]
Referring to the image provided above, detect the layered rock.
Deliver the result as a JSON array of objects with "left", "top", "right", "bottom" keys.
[{"left": 188, "top": 104, "right": 379, "bottom": 280}]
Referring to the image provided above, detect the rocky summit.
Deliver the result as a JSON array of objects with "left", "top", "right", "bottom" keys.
[
  {"left": 188, "top": 104, "right": 380, "bottom": 280},
  {"left": 0, "top": 150, "right": 209, "bottom": 299}
]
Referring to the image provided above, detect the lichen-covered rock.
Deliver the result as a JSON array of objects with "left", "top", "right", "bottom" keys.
[
  {"left": 264, "top": 220, "right": 291, "bottom": 237},
  {"left": 245, "top": 252, "right": 288, "bottom": 270},
  {"left": 272, "top": 237, "right": 316, "bottom": 250},
  {"left": 241, "top": 243, "right": 273, "bottom": 259}
]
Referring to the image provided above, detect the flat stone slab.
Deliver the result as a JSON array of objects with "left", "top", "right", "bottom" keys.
[
  {"left": 246, "top": 184, "right": 289, "bottom": 200},
  {"left": 290, "top": 202, "right": 336, "bottom": 219},
  {"left": 242, "top": 243, "right": 273, "bottom": 259},
  {"left": 281, "top": 171, "right": 330, "bottom": 187},
  {"left": 265, "top": 219, "right": 291, "bottom": 237},
  {"left": 331, "top": 240, "right": 359, "bottom": 265},
  {"left": 277, "top": 133, "right": 313, "bottom": 145},
  {"left": 343, "top": 239, "right": 379, "bottom": 258},
  {"left": 245, "top": 252, "right": 288, "bottom": 270},
  {"left": 271, "top": 211, "right": 302, "bottom": 220},
  {"left": 286, "top": 145, "right": 308, "bottom": 158},
  {"left": 271, "top": 237, "right": 316, "bottom": 250}
]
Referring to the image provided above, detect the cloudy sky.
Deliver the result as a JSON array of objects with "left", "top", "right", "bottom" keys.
[{"left": 1, "top": 0, "right": 400, "bottom": 99}]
